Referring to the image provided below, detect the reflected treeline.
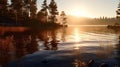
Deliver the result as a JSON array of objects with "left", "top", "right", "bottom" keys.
[
  {"left": 0, "top": 31, "right": 38, "bottom": 66},
  {"left": 0, "top": 27, "right": 67, "bottom": 66},
  {"left": 40, "top": 30, "right": 58, "bottom": 50},
  {"left": 115, "top": 36, "right": 120, "bottom": 66},
  {"left": 61, "top": 27, "right": 67, "bottom": 42},
  {"left": 38, "top": 27, "right": 67, "bottom": 50},
  {"left": 111, "top": 29, "right": 120, "bottom": 65}
]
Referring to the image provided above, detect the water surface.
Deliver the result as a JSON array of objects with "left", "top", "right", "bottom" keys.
[{"left": 0, "top": 25, "right": 120, "bottom": 67}]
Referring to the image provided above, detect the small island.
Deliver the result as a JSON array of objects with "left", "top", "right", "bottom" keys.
[{"left": 0, "top": 0, "right": 67, "bottom": 29}]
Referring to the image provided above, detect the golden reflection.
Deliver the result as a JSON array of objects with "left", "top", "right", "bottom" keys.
[
  {"left": 74, "top": 28, "right": 81, "bottom": 42},
  {"left": 74, "top": 47, "right": 80, "bottom": 50},
  {"left": 73, "top": 28, "right": 81, "bottom": 50}
]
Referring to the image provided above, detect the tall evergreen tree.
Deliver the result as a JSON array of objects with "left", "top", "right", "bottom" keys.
[
  {"left": 60, "top": 11, "right": 67, "bottom": 25},
  {"left": 11, "top": 0, "right": 23, "bottom": 17},
  {"left": 10, "top": 0, "right": 24, "bottom": 22},
  {"left": 48, "top": 0, "right": 58, "bottom": 23},
  {"left": 116, "top": 1, "right": 120, "bottom": 19},
  {"left": 0, "top": 0, "right": 8, "bottom": 16},
  {"left": 41, "top": 0, "right": 48, "bottom": 16},
  {"left": 30, "top": 0, "right": 37, "bottom": 19},
  {"left": 23, "top": 0, "right": 31, "bottom": 21},
  {"left": 37, "top": 0, "right": 48, "bottom": 23}
]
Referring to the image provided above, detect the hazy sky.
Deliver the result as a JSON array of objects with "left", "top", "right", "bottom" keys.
[{"left": 37, "top": 0, "right": 119, "bottom": 18}]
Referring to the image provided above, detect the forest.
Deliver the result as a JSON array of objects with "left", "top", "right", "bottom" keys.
[{"left": 0, "top": 0, "right": 65, "bottom": 28}]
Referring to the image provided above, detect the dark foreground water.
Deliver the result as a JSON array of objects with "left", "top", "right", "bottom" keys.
[{"left": 0, "top": 25, "right": 120, "bottom": 67}]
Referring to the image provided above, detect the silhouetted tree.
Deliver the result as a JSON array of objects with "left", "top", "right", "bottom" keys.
[
  {"left": 9, "top": 0, "right": 24, "bottom": 22},
  {"left": 116, "top": 1, "right": 120, "bottom": 19},
  {"left": 37, "top": 11, "right": 46, "bottom": 23},
  {"left": 37, "top": 0, "right": 48, "bottom": 23},
  {"left": 0, "top": 0, "right": 8, "bottom": 16},
  {"left": 41, "top": 0, "right": 48, "bottom": 15},
  {"left": 11, "top": 0, "right": 23, "bottom": 17},
  {"left": 48, "top": 0, "right": 58, "bottom": 23},
  {"left": 60, "top": 11, "right": 67, "bottom": 25},
  {"left": 10, "top": 0, "right": 37, "bottom": 21},
  {"left": 22, "top": 0, "right": 31, "bottom": 22},
  {"left": 30, "top": 0, "right": 37, "bottom": 19}
]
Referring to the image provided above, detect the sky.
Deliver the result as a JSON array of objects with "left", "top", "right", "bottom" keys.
[{"left": 37, "top": 0, "right": 119, "bottom": 18}]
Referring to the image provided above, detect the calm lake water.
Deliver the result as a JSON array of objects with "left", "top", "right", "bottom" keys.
[{"left": 0, "top": 25, "right": 120, "bottom": 67}]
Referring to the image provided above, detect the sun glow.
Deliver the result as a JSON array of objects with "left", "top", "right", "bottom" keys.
[{"left": 70, "top": 8, "right": 87, "bottom": 17}]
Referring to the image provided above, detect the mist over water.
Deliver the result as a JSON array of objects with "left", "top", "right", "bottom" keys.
[{"left": 0, "top": 25, "right": 120, "bottom": 67}]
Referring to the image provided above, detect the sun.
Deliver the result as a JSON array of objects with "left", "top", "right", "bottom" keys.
[
  {"left": 72, "top": 11, "right": 85, "bottom": 17},
  {"left": 70, "top": 8, "right": 87, "bottom": 17}
]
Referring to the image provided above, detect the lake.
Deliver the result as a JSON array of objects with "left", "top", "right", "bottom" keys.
[{"left": 0, "top": 25, "right": 120, "bottom": 67}]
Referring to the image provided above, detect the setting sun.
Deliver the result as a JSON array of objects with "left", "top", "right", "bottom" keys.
[{"left": 69, "top": 8, "right": 87, "bottom": 17}]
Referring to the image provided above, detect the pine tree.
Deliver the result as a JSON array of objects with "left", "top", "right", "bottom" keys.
[
  {"left": 23, "top": 0, "right": 31, "bottom": 21},
  {"left": 48, "top": 0, "right": 58, "bottom": 23},
  {"left": 37, "top": 0, "right": 48, "bottom": 23},
  {"left": 11, "top": 0, "right": 23, "bottom": 16},
  {"left": 60, "top": 11, "right": 67, "bottom": 25},
  {"left": 41, "top": 0, "right": 48, "bottom": 16},
  {"left": 9, "top": 0, "right": 37, "bottom": 22},
  {"left": 30, "top": 0, "right": 37, "bottom": 19},
  {"left": 10, "top": 0, "right": 24, "bottom": 22},
  {"left": 116, "top": 1, "right": 120, "bottom": 19},
  {"left": 0, "top": 0, "right": 8, "bottom": 16}
]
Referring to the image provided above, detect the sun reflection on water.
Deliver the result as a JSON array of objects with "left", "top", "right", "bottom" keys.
[
  {"left": 74, "top": 28, "right": 81, "bottom": 42},
  {"left": 73, "top": 28, "right": 82, "bottom": 50},
  {"left": 74, "top": 45, "right": 80, "bottom": 50}
]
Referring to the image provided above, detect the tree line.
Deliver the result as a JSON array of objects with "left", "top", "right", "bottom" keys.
[{"left": 0, "top": 0, "right": 64, "bottom": 25}]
